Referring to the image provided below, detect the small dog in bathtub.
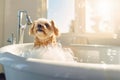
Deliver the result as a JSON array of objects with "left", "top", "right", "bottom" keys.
[
  {"left": 29, "top": 18, "right": 59, "bottom": 47},
  {"left": 28, "top": 18, "right": 75, "bottom": 62}
]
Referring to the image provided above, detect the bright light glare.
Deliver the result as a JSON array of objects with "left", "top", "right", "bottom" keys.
[
  {"left": 86, "top": 0, "right": 114, "bottom": 33},
  {"left": 86, "top": 1, "right": 95, "bottom": 33},
  {"left": 96, "top": 0, "right": 111, "bottom": 20},
  {"left": 96, "top": 0, "right": 113, "bottom": 32}
]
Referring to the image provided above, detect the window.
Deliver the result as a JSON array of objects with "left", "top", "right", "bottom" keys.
[
  {"left": 48, "top": 0, "right": 120, "bottom": 34},
  {"left": 48, "top": 0, "right": 74, "bottom": 33},
  {"left": 86, "top": 0, "right": 114, "bottom": 33}
]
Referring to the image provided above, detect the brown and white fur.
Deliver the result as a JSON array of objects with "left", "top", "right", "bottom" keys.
[{"left": 29, "top": 18, "right": 59, "bottom": 47}]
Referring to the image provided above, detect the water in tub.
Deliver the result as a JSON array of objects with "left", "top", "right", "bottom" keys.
[{"left": 1, "top": 43, "right": 76, "bottom": 62}]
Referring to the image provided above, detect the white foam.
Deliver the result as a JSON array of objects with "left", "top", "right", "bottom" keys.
[{"left": 19, "top": 43, "right": 76, "bottom": 62}]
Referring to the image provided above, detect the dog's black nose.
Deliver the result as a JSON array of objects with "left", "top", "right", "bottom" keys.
[
  {"left": 37, "top": 24, "right": 43, "bottom": 32},
  {"left": 37, "top": 24, "right": 42, "bottom": 28}
]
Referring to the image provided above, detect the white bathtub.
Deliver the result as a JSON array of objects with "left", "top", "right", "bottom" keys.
[{"left": 0, "top": 43, "right": 120, "bottom": 80}]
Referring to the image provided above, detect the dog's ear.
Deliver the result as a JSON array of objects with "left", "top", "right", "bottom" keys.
[
  {"left": 50, "top": 20, "right": 60, "bottom": 36},
  {"left": 29, "top": 22, "right": 35, "bottom": 35}
]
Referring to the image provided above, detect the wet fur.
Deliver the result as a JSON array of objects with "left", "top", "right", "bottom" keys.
[{"left": 29, "top": 18, "right": 59, "bottom": 47}]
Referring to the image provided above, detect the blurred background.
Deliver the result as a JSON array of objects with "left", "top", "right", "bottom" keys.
[{"left": 0, "top": 0, "right": 120, "bottom": 47}]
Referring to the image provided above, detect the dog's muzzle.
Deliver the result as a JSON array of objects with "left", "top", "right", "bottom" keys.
[{"left": 37, "top": 24, "right": 44, "bottom": 32}]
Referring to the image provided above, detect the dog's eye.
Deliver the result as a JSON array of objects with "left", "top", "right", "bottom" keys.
[{"left": 45, "top": 23, "right": 49, "bottom": 28}]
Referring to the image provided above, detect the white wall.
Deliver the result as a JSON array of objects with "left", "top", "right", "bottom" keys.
[{"left": 0, "top": 0, "right": 47, "bottom": 47}]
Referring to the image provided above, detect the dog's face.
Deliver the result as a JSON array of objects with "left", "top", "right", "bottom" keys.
[{"left": 29, "top": 18, "right": 59, "bottom": 41}]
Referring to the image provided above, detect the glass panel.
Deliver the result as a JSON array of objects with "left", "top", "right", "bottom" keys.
[
  {"left": 86, "top": 0, "right": 114, "bottom": 33},
  {"left": 48, "top": 0, "right": 120, "bottom": 34},
  {"left": 48, "top": 0, "right": 74, "bottom": 33}
]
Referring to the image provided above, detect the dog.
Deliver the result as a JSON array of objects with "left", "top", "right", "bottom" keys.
[
  {"left": 28, "top": 18, "right": 76, "bottom": 62},
  {"left": 29, "top": 18, "right": 59, "bottom": 47}
]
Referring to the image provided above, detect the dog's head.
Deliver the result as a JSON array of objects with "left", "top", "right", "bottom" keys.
[{"left": 29, "top": 18, "right": 59, "bottom": 46}]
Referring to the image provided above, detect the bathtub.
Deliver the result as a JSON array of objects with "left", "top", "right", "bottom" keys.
[{"left": 0, "top": 43, "right": 120, "bottom": 80}]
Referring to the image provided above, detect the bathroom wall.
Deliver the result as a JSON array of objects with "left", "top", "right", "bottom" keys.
[
  {"left": 0, "top": 0, "right": 5, "bottom": 47},
  {"left": 0, "top": 0, "right": 47, "bottom": 47}
]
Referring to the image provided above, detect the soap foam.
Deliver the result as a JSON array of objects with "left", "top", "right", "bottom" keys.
[{"left": 19, "top": 43, "right": 76, "bottom": 62}]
